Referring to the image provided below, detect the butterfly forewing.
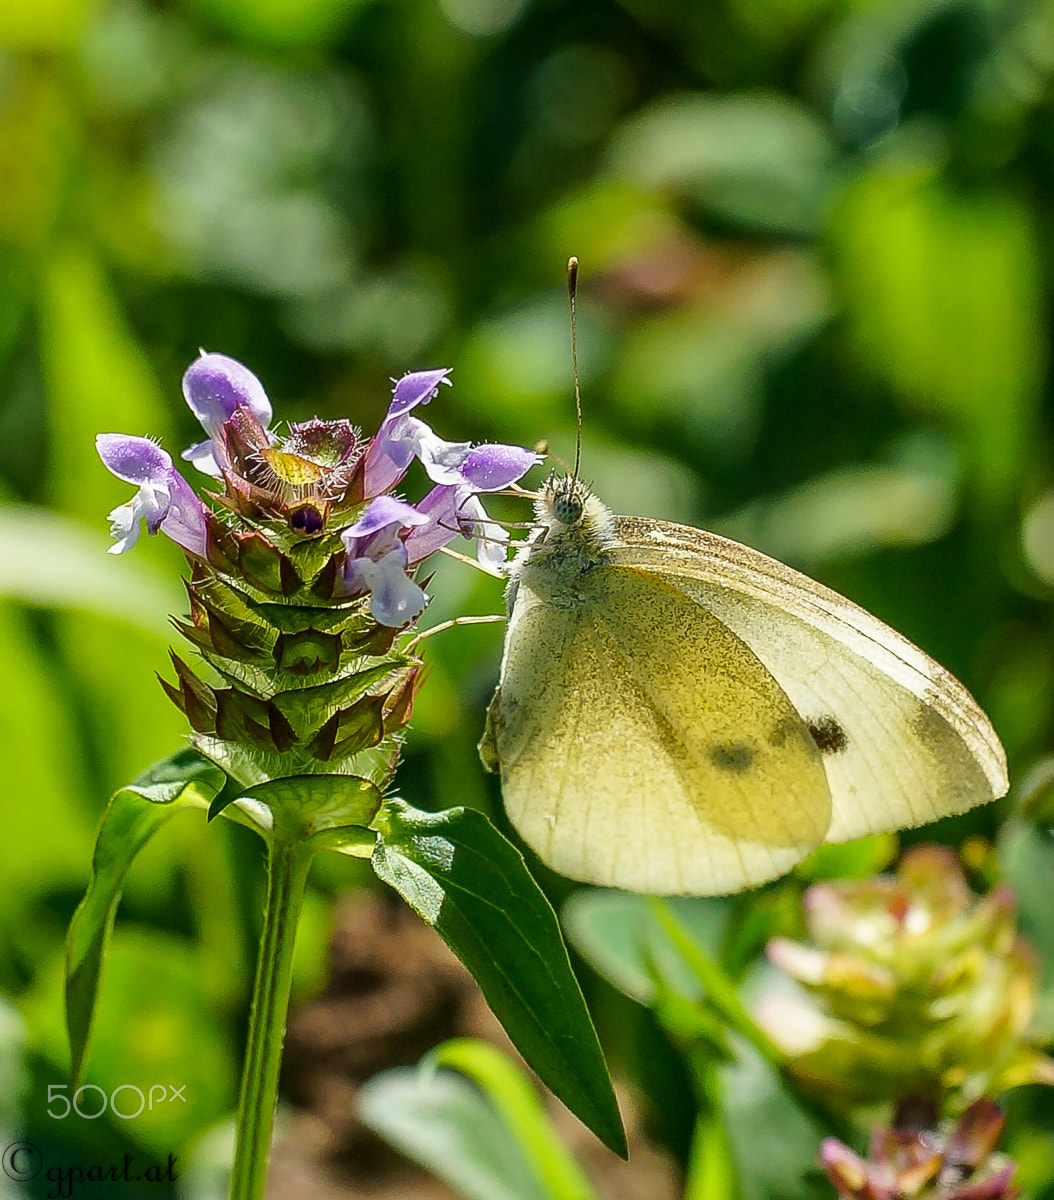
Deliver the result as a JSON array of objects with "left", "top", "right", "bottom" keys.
[
  {"left": 610, "top": 516, "right": 1008, "bottom": 842},
  {"left": 488, "top": 563, "right": 833, "bottom": 895}
]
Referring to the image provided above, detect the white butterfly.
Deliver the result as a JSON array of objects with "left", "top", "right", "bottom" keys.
[{"left": 479, "top": 472, "right": 1008, "bottom": 896}]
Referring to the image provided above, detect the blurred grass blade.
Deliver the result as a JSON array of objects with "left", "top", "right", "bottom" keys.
[
  {"left": 650, "top": 898, "right": 785, "bottom": 1070},
  {"left": 65, "top": 747, "right": 226, "bottom": 1084},
  {"left": 359, "top": 1065, "right": 551, "bottom": 1200},
  {"left": 0, "top": 503, "right": 181, "bottom": 636},
  {"left": 372, "top": 800, "right": 627, "bottom": 1157},
  {"left": 684, "top": 1105, "right": 735, "bottom": 1200},
  {"left": 426, "top": 1039, "right": 597, "bottom": 1200}
]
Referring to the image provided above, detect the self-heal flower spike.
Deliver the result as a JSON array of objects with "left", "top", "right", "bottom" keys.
[{"left": 96, "top": 352, "right": 539, "bottom": 790}]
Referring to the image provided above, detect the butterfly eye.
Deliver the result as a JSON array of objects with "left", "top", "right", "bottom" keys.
[{"left": 553, "top": 492, "right": 583, "bottom": 525}]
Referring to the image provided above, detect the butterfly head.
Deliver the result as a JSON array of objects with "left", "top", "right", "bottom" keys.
[
  {"left": 545, "top": 474, "right": 587, "bottom": 527},
  {"left": 525, "top": 472, "right": 616, "bottom": 560}
]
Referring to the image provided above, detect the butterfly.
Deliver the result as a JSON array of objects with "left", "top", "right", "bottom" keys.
[{"left": 478, "top": 469, "right": 1008, "bottom": 896}]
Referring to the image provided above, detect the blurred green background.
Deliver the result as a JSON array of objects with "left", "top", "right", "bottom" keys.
[{"left": 2, "top": 0, "right": 1054, "bottom": 1191}]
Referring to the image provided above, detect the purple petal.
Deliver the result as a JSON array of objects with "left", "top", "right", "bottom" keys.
[
  {"left": 457, "top": 443, "right": 542, "bottom": 491},
  {"left": 403, "top": 484, "right": 462, "bottom": 564},
  {"left": 96, "top": 433, "right": 174, "bottom": 482},
  {"left": 411, "top": 426, "right": 474, "bottom": 485},
  {"left": 367, "top": 549, "right": 428, "bottom": 626},
  {"left": 342, "top": 495, "right": 430, "bottom": 541},
  {"left": 403, "top": 485, "right": 510, "bottom": 570},
  {"left": 181, "top": 437, "right": 223, "bottom": 477},
  {"left": 342, "top": 542, "right": 427, "bottom": 627},
  {"left": 388, "top": 369, "right": 452, "bottom": 419},
  {"left": 362, "top": 415, "right": 419, "bottom": 495},
  {"left": 406, "top": 424, "right": 540, "bottom": 490},
  {"left": 362, "top": 371, "right": 452, "bottom": 495},
  {"left": 157, "top": 473, "right": 209, "bottom": 557},
  {"left": 182, "top": 352, "right": 273, "bottom": 439}
]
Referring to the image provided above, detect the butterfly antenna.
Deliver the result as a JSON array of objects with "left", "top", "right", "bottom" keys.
[{"left": 567, "top": 256, "right": 583, "bottom": 482}]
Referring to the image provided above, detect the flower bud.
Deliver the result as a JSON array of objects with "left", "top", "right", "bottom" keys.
[{"left": 758, "top": 846, "right": 1054, "bottom": 1107}]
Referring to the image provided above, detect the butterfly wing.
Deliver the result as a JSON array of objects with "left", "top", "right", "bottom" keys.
[
  {"left": 611, "top": 516, "right": 1008, "bottom": 842},
  {"left": 484, "top": 562, "right": 832, "bottom": 895}
]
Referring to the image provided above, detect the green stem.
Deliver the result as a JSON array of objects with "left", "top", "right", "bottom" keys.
[{"left": 229, "top": 838, "right": 312, "bottom": 1200}]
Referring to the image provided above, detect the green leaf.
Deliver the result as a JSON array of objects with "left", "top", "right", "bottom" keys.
[
  {"left": 795, "top": 834, "right": 898, "bottom": 883},
  {"left": 211, "top": 772, "right": 381, "bottom": 849},
  {"left": 65, "top": 747, "right": 226, "bottom": 1085},
  {"left": 425, "top": 1039, "right": 597, "bottom": 1200},
  {"left": 359, "top": 1066, "right": 552, "bottom": 1200},
  {"left": 372, "top": 800, "right": 627, "bottom": 1157}
]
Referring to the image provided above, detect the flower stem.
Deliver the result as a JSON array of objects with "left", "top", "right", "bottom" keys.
[{"left": 229, "top": 837, "right": 313, "bottom": 1200}]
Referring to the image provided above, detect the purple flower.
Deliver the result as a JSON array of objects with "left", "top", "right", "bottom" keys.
[
  {"left": 96, "top": 434, "right": 208, "bottom": 557},
  {"left": 339, "top": 497, "right": 432, "bottom": 626},
  {"left": 181, "top": 352, "right": 275, "bottom": 476},
  {"left": 405, "top": 484, "right": 508, "bottom": 571},
  {"left": 821, "top": 1099, "right": 1019, "bottom": 1200},
  {"left": 363, "top": 369, "right": 540, "bottom": 499},
  {"left": 363, "top": 370, "right": 454, "bottom": 494},
  {"left": 351, "top": 370, "right": 540, "bottom": 588}
]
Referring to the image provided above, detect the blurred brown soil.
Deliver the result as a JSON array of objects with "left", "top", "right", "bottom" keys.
[{"left": 266, "top": 888, "right": 681, "bottom": 1200}]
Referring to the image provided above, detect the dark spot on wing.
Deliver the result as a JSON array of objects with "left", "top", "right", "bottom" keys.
[
  {"left": 806, "top": 715, "right": 848, "bottom": 755},
  {"left": 709, "top": 743, "right": 755, "bottom": 773}
]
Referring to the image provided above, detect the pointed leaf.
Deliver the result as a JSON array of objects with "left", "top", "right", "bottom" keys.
[
  {"left": 372, "top": 800, "right": 626, "bottom": 1157},
  {"left": 65, "top": 747, "right": 226, "bottom": 1084}
]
